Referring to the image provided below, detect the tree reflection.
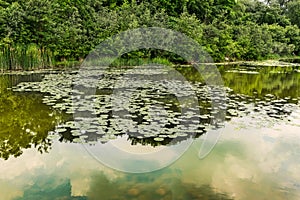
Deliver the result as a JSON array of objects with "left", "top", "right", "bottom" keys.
[
  {"left": 14, "top": 176, "right": 87, "bottom": 200},
  {"left": 87, "top": 172, "right": 233, "bottom": 200},
  {"left": 221, "top": 66, "right": 300, "bottom": 98},
  {"left": 0, "top": 75, "right": 66, "bottom": 160},
  {"left": 177, "top": 65, "right": 300, "bottom": 98},
  {"left": 13, "top": 171, "right": 233, "bottom": 200}
]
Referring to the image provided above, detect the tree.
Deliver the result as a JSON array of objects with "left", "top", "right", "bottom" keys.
[{"left": 287, "top": 0, "right": 300, "bottom": 27}]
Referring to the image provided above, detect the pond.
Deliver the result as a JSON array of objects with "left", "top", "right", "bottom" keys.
[{"left": 0, "top": 64, "right": 299, "bottom": 200}]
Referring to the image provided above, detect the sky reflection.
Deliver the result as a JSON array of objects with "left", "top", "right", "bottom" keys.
[{"left": 0, "top": 110, "right": 299, "bottom": 199}]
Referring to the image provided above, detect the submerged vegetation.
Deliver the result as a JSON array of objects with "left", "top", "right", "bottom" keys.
[{"left": 1, "top": 0, "right": 300, "bottom": 70}]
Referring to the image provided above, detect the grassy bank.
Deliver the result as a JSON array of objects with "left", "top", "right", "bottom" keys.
[{"left": 1, "top": 48, "right": 300, "bottom": 73}]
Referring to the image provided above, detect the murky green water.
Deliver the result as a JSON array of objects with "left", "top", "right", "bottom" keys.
[{"left": 0, "top": 65, "right": 299, "bottom": 200}]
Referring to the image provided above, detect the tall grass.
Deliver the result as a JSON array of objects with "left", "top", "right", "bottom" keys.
[
  {"left": 110, "top": 57, "right": 174, "bottom": 67},
  {"left": 0, "top": 44, "right": 54, "bottom": 71}
]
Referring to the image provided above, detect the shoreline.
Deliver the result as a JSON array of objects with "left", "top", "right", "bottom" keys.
[{"left": 1, "top": 59, "right": 300, "bottom": 74}]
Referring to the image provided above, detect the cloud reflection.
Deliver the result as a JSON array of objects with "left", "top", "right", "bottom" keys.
[{"left": 0, "top": 114, "right": 300, "bottom": 200}]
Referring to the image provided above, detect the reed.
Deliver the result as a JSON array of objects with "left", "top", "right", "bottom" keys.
[{"left": 0, "top": 44, "right": 54, "bottom": 71}]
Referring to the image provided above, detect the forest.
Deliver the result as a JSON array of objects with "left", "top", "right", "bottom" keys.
[{"left": 1, "top": 0, "right": 300, "bottom": 70}]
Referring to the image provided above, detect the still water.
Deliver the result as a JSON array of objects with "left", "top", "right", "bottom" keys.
[{"left": 0, "top": 65, "right": 299, "bottom": 200}]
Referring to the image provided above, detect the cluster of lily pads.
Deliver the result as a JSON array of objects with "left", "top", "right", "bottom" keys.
[
  {"left": 72, "top": 66, "right": 215, "bottom": 145},
  {"left": 223, "top": 89, "right": 300, "bottom": 128},
  {"left": 11, "top": 66, "right": 300, "bottom": 146}
]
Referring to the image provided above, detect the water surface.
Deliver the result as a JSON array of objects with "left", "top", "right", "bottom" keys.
[{"left": 0, "top": 65, "right": 299, "bottom": 199}]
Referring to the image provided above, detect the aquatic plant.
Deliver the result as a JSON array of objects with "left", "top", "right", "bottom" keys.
[{"left": 0, "top": 44, "right": 54, "bottom": 71}]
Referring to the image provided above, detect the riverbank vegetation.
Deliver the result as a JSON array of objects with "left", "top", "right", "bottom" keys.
[{"left": 1, "top": 0, "right": 300, "bottom": 70}]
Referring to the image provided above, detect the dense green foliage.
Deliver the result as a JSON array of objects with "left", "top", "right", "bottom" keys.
[{"left": 1, "top": 0, "right": 300, "bottom": 69}]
